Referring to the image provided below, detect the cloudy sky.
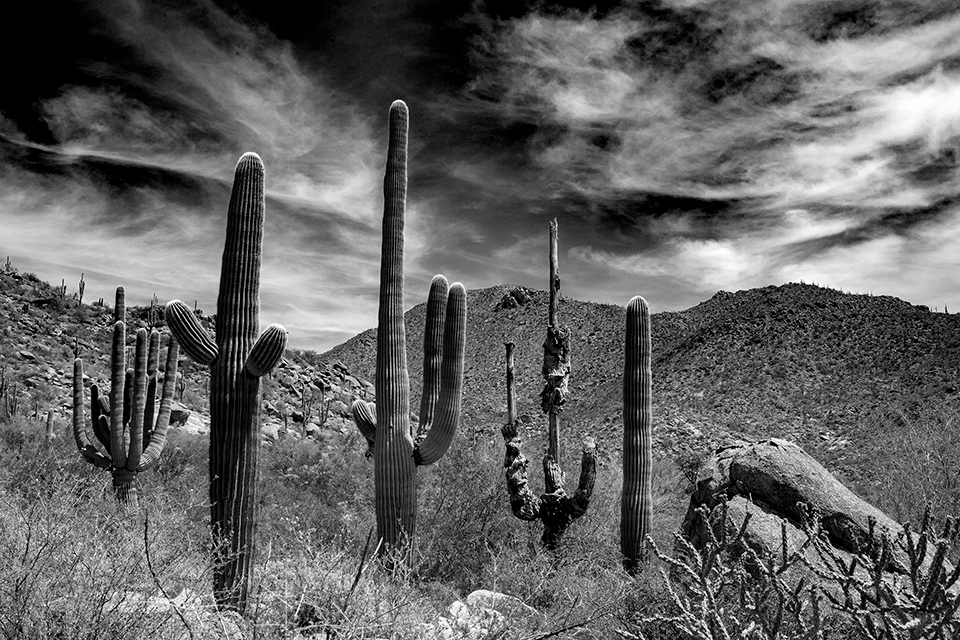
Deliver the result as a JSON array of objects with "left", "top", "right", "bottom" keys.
[{"left": 3, "top": 0, "right": 960, "bottom": 350}]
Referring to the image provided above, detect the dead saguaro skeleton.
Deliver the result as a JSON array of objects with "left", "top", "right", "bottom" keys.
[{"left": 501, "top": 219, "right": 597, "bottom": 548}]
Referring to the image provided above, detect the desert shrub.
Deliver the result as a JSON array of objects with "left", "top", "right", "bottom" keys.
[{"left": 850, "top": 396, "right": 960, "bottom": 523}]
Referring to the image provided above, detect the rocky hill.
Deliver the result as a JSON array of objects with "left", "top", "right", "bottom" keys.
[
  {"left": 322, "top": 282, "right": 960, "bottom": 475},
  {"left": 0, "top": 264, "right": 372, "bottom": 453},
  {"left": 3, "top": 261, "right": 959, "bottom": 485}
]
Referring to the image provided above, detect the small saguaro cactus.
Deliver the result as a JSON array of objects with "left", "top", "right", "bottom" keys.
[
  {"left": 164, "top": 152, "right": 287, "bottom": 614},
  {"left": 621, "top": 296, "right": 652, "bottom": 574},
  {"left": 72, "top": 286, "right": 180, "bottom": 509},
  {"left": 501, "top": 220, "right": 596, "bottom": 548},
  {"left": 351, "top": 100, "right": 467, "bottom": 565}
]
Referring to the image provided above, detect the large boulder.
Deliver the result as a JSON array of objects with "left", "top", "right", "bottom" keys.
[{"left": 684, "top": 438, "right": 943, "bottom": 590}]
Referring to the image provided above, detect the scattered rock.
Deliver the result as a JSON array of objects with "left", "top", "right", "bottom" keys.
[
  {"left": 169, "top": 402, "right": 191, "bottom": 426},
  {"left": 465, "top": 590, "right": 541, "bottom": 621}
]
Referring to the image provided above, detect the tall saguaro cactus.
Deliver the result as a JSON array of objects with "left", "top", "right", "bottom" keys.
[
  {"left": 352, "top": 100, "right": 467, "bottom": 564},
  {"left": 501, "top": 220, "right": 596, "bottom": 548},
  {"left": 164, "top": 153, "right": 288, "bottom": 613},
  {"left": 72, "top": 286, "right": 180, "bottom": 509},
  {"left": 621, "top": 296, "right": 652, "bottom": 574}
]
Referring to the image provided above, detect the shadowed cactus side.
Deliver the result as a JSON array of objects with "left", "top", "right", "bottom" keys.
[
  {"left": 352, "top": 100, "right": 467, "bottom": 565},
  {"left": 72, "top": 286, "right": 180, "bottom": 509},
  {"left": 621, "top": 295, "right": 652, "bottom": 574},
  {"left": 164, "top": 152, "right": 288, "bottom": 613}
]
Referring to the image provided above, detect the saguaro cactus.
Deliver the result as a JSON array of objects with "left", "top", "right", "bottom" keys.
[
  {"left": 164, "top": 152, "right": 287, "bottom": 613},
  {"left": 501, "top": 220, "right": 596, "bottom": 548},
  {"left": 621, "top": 296, "right": 652, "bottom": 574},
  {"left": 351, "top": 100, "right": 467, "bottom": 564},
  {"left": 72, "top": 286, "right": 180, "bottom": 509}
]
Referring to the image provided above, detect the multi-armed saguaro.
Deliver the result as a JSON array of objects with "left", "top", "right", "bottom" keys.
[
  {"left": 165, "top": 153, "right": 287, "bottom": 613},
  {"left": 621, "top": 296, "right": 653, "bottom": 574},
  {"left": 501, "top": 220, "right": 596, "bottom": 548},
  {"left": 72, "top": 286, "right": 180, "bottom": 509},
  {"left": 351, "top": 100, "right": 467, "bottom": 565}
]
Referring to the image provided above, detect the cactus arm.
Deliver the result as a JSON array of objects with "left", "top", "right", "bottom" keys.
[
  {"left": 417, "top": 275, "right": 448, "bottom": 437},
  {"left": 621, "top": 296, "right": 653, "bottom": 573},
  {"left": 501, "top": 421, "right": 541, "bottom": 521},
  {"left": 414, "top": 283, "right": 466, "bottom": 466},
  {"left": 121, "top": 367, "right": 134, "bottom": 454},
  {"left": 351, "top": 399, "right": 377, "bottom": 454},
  {"left": 143, "top": 375, "right": 157, "bottom": 449},
  {"left": 570, "top": 437, "right": 597, "bottom": 518},
  {"left": 140, "top": 335, "right": 180, "bottom": 471},
  {"left": 243, "top": 324, "right": 288, "bottom": 377},
  {"left": 164, "top": 300, "right": 218, "bottom": 365},
  {"left": 90, "top": 384, "right": 111, "bottom": 451},
  {"left": 125, "top": 329, "right": 148, "bottom": 471},
  {"left": 108, "top": 320, "right": 127, "bottom": 469},
  {"left": 143, "top": 330, "right": 160, "bottom": 447},
  {"left": 147, "top": 329, "right": 160, "bottom": 373},
  {"left": 72, "top": 358, "right": 111, "bottom": 469}
]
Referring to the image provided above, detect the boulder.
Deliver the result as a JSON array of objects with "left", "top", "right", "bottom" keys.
[
  {"left": 465, "top": 590, "right": 541, "bottom": 621},
  {"left": 261, "top": 421, "right": 282, "bottom": 442},
  {"left": 179, "top": 412, "right": 209, "bottom": 436},
  {"left": 684, "top": 438, "right": 947, "bottom": 592},
  {"left": 169, "top": 402, "right": 191, "bottom": 426}
]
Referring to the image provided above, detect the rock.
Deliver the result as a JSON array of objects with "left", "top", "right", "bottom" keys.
[
  {"left": 261, "top": 421, "right": 282, "bottom": 441},
  {"left": 169, "top": 402, "right": 191, "bottom": 426},
  {"left": 179, "top": 413, "right": 209, "bottom": 436},
  {"left": 17, "top": 350, "right": 35, "bottom": 360},
  {"left": 436, "top": 599, "right": 506, "bottom": 640},
  {"left": 465, "top": 590, "right": 541, "bottom": 621},
  {"left": 684, "top": 438, "right": 947, "bottom": 592}
]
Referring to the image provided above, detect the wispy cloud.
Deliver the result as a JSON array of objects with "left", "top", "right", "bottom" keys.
[
  {"left": 463, "top": 0, "right": 960, "bottom": 310},
  {"left": 0, "top": 0, "right": 395, "bottom": 350}
]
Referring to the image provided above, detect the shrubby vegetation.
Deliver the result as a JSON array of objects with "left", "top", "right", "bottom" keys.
[{"left": 3, "top": 404, "right": 960, "bottom": 638}]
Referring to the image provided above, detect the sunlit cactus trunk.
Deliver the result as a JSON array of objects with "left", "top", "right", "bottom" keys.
[
  {"left": 621, "top": 295, "right": 652, "bottom": 574},
  {"left": 376, "top": 100, "right": 415, "bottom": 554},
  {"left": 359, "top": 100, "right": 466, "bottom": 566},
  {"left": 165, "top": 153, "right": 288, "bottom": 613}
]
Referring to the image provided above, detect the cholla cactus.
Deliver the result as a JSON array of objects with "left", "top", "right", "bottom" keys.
[
  {"left": 72, "top": 286, "right": 179, "bottom": 509},
  {"left": 621, "top": 295, "right": 652, "bottom": 573},
  {"left": 352, "top": 101, "right": 467, "bottom": 565},
  {"left": 165, "top": 152, "right": 287, "bottom": 613}
]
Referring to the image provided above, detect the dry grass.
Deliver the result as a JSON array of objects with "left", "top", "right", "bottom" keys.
[{"left": 3, "top": 401, "right": 960, "bottom": 639}]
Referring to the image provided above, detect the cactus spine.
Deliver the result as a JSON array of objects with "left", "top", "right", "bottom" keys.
[
  {"left": 358, "top": 100, "right": 466, "bottom": 564},
  {"left": 72, "top": 286, "right": 180, "bottom": 509},
  {"left": 164, "top": 153, "right": 287, "bottom": 613},
  {"left": 621, "top": 295, "right": 652, "bottom": 573}
]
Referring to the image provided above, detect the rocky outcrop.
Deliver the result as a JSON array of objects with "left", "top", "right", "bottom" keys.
[{"left": 684, "top": 438, "right": 943, "bottom": 589}]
